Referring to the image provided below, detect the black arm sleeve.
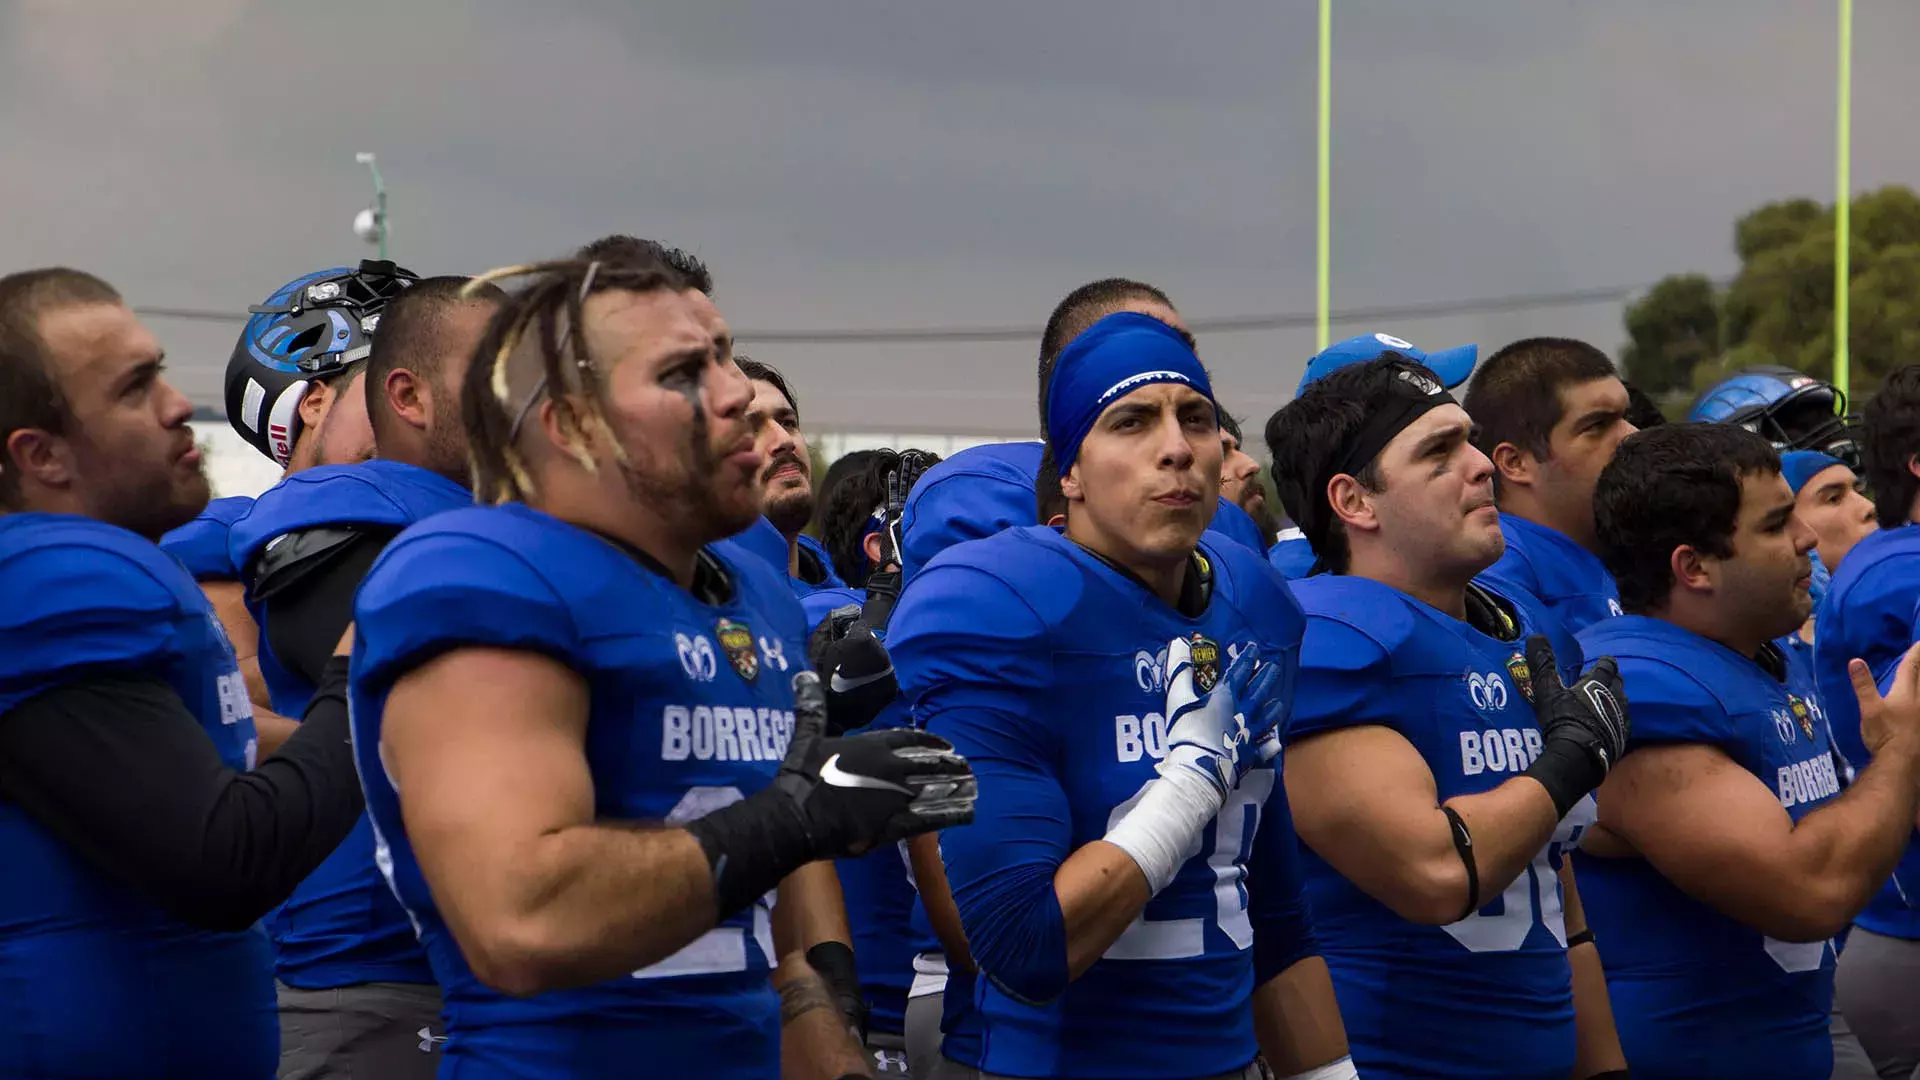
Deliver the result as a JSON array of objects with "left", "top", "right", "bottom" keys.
[
  {"left": 262, "top": 532, "right": 390, "bottom": 690},
  {"left": 0, "top": 658, "right": 365, "bottom": 932}
]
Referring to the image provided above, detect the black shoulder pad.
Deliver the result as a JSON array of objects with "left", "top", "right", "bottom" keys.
[{"left": 249, "top": 526, "right": 395, "bottom": 604}]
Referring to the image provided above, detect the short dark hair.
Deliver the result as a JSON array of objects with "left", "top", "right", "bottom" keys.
[
  {"left": 1623, "top": 381, "right": 1668, "bottom": 430},
  {"left": 0, "top": 268, "right": 122, "bottom": 508},
  {"left": 736, "top": 356, "right": 798, "bottom": 424},
  {"left": 1037, "top": 277, "right": 1180, "bottom": 437},
  {"left": 1863, "top": 365, "right": 1920, "bottom": 529},
  {"left": 1595, "top": 423, "right": 1780, "bottom": 614},
  {"left": 1263, "top": 358, "right": 1395, "bottom": 574},
  {"left": 367, "top": 276, "right": 505, "bottom": 445},
  {"left": 1219, "top": 410, "right": 1244, "bottom": 445},
  {"left": 818, "top": 448, "right": 941, "bottom": 585},
  {"left": 575, "top": 235, "right": 714, "bottom": 296},
  {"left": 1463, "top": 337, "right": 1619, "bottom": 463}
]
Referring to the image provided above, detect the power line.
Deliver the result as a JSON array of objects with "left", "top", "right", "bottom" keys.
[{"left": 139, "top": 280, "right": 1666, "bottom": 345}]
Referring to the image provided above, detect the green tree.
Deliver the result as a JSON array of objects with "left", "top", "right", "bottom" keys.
[{"left": 1622, "top": 185, "right": 1920, "bottom": 400}]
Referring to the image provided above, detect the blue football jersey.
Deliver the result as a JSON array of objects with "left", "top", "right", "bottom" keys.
[
  {"left": 351, "top": 503, "right": 811, "bottom": 1079},
  {"left": 1480, "top": 513, "right": 1623, "bottom": 635},
  {"left": 1574, "top": 616, "right": 1840, "bottom": 1079},
  {"left": 0, "top": 514, "right": 274, "bottom": 1078},
  {"left": 1206, "top": 497, "right": 1269, "bottom": 555},
  {"left": 227, "top": 459, "right": 469, "bottom": 989},
  {"left": 793, "top": 532, "right": 847, "bottom": 592},
  {"left": 801, "top": 585, "right": 865, "bottom": 632},
  {"left": 1267, "top": 529, "right": 1317, "bottom": 580},
  {"left": 159, "top": 494, "right": 255, "bottom": 580},
  {"left": 900, "top": 442, "right": 1043, "bottom": 581},
  {"left": 1288, "top": 574, "right": 1590, "bottom": 1080},
  {"left": 889, "top": 526, "right": 1315, "bottom": 1079},
  {"left": 1814, "top": 524, "right": 1920, "bottom": 940}
]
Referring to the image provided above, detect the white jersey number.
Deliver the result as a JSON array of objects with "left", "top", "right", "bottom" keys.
[{"left": 1101, "top": 770, "right": 1275, "bottom": 960}]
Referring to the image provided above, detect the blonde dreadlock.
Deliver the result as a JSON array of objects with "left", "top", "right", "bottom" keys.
[{"left": 459, "top": 254, "right": 701, "bottom": 505}]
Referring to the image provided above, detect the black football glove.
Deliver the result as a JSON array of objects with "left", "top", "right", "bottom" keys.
[
  {"left": 1520, "top": 634, "right": 1631, "bottom": 818},
  {"left": 807, "top": 604, "right": 899, "bottom": 735},
  {"left": 685, "top": 672, "right": 976, "bottom": 916},
  {"left": 858, "top": 450, "right": 935, "bottom": 630}
]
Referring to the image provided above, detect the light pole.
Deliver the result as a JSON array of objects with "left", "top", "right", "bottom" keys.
[{"left": 354, "top": 151, "right": 388, "bottom": 260}]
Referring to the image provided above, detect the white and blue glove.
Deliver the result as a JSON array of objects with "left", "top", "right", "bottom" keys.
[
  {"left": 1104, "top": 636, "right": 1289, "bottom": 895},
  {"left": 1159, "top": 637, "right": 1287, "bottom": 799}
]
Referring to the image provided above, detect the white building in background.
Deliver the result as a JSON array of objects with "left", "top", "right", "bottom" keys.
[{"left": 193, "top": 421, "right": 1025, "bottom": 501}]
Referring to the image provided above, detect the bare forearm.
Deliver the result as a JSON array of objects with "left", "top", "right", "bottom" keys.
[
  {"left": 1253, "top": 957, "right": 1350, "bottom": 1074},
  {"left": 253, "top": 709, "right": 297, "bottom": 759},
  {"left": 1055, "top": 840, "right": 1153, "bottom": 980},
  {"left": 908, "top": 833, "right": 974, "bottom": 972},
  {"left": 1562, "top": 867, "right": 1625, "bottom": 1077},
  {"left": 1796, "top": 739, "right": 1920, "bottom": 918},
  {"left": 1443, "top": 778, "right": 1561, "bottom": 909},
  {"left": 459, "top": 822, "right": 719, "bottom": 994},
  {"left": 776, "top": 951, "right": 871, "bottom": 1079},
  {"left": 776, "top": 861, "right": 851, "bottom": 955}
]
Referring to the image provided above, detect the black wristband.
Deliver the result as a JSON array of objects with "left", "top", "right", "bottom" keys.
[
  {"left": 682, "top": 791, "right": 815, "bottom": 919},
  {"left": 1522, "top": 734, "right": 1606, "bottom": 819},
  {"left": 1441, "top": 804, "right": 1479, "bottom": 923},
  {"left": 1567, "top": 927, "right": 1596, "bottom": 949}
]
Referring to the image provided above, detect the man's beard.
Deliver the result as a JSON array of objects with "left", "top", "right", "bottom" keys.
[
  {"left": 615, "top": 410, "right": 755, "bottom": 544},
  {"left": 424, "top": 417, "right": 471, "bottom": 489},
  {"left": 764, "top": 484, "right": 815, "bottom": 537}
]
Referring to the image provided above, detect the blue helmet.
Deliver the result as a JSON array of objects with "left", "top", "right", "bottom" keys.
[
  {"left": 223, "top": 260, "right": 418, "bottom": 466},
  {"left": 1688, "top": 365, "right": 1860, "bottom": 470}
]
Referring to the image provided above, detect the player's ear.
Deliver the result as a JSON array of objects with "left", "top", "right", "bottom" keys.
[
  {"left": 297, "top": 379, "right": 335, "bottom": 427},
  {"left": 1490, "top": 441, "right": 1533, "bottom": 488},
  {"left": 1326, "top": 473, "right": 1378, "bottom": 534},
  {"left": 862, "top": 530, "right": 885, "bottom": 568},
  {"left": 1670, "top": 543, "right": 1712, "bottom": 595},
  {"left": 1059, "top": 462, "right": 1084, "bottom": 503},
  {"left": 1907, "top": 453, "right": 1920, "bottom": 482},
  {"left": 385, "top": 368, "right": 428, "bottom": 431}
]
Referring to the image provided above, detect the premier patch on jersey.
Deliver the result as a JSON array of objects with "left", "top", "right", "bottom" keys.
[
  {"left": 1789, "top": 695, "right": 1815, "bottom": 740},
  {"left": 1187, "top": 633, "right": 1222, "bottom": 693},
  {"left": 1506, "top": 652, "right": 1533, "bottom": 703},
  {"left": 716, "top": 618, "right": 759, "bottom": 683}
]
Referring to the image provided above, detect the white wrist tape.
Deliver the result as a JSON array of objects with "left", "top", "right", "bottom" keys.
[
  {"left": 1280, "top": 1055, "right": 1359, "bottom": 1080},
  {"left": 1101, "top": 750, "right": 1223, "bottom": 894}
]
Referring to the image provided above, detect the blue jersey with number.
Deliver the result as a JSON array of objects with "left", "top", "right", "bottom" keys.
[
  {"left": 0, "top": 513, "right": 273, "bottom": 1079},
  {"left": 1289, "top": 574, "right": 1589, "bottom": 1080},
  {"left": 1815, "top": 524, "right": 1920, "bottom": 939},
  {"left": 159, "top": 494, "right": 255, "bottom": 580},
  {"left": 351, "top": 503, "right": 810, "bottom": 1079},
  {"left": 227, "top": 459, "right": 468, "bottom": 989},
  {"left": 1574, "top": 616, "right": 1839, "bottom": 1079},
  {"left": 889, "top": 526, "right": 1316, "bottom": 1079},
  {"left": 1481, "top": 513, "right": 1623, "bottom": 635}
]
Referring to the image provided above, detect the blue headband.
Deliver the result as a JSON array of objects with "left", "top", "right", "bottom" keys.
[
  {"left": 1780, "top": 450, "right": 1847, "bottom": 494},
  {"left": 1045, "top": 312, "right": 1215, "bottom": 473}
]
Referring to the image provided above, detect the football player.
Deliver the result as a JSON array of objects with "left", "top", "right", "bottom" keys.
[
  {"left": 1464, "top": 338, "right": 1636, "bottom": 633},
  {"left": 889, "top": 312, "right": 1355, "bottom": 1080},
  {"left": 0, "top": 268, "right": 365, "bottom": 1077},
  {"left": 1267, "top": 354, "right": 1628, "bottom": 1079},
  {"left": 738, "top": 356, "right": 844, "bottom": 592},
  {"left": 1816, "top": 364, "right": 1920, "bottom": 1080},
  {"left": 347, "top": 254, "right": 974, "bottom": 1078},
  {"left": 1267, "top": 332, "right": 1477, "bottom": 580},
  {"left": 1575, "top": 423, "right": 1920, "bottom": 1078},
  {"left": 227, "top": 274, "right": 502, "bottom": 1078}
]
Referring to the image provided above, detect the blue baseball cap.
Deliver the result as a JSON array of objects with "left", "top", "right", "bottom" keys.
[{"left": 1297, "top": 333, "right": 1478, "bottom": 395}]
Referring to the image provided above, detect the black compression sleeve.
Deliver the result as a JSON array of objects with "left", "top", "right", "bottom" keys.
[
  {"left": 263, "top": 532, "right": 389, "bottom": 689},
  {"left": 0, "top": 661, "right": 365, "bottom": 932}
]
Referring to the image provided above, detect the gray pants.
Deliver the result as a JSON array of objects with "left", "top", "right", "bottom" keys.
[
  {"left": 1836, "top": 927, "right": 1920, "bottom": 1080},
  {"left": 276, "top": 980, "right": 444, "bottom": 1080},
  {"left": 1835, "top": 1004, "right": 1883, "bottom": 1080}
]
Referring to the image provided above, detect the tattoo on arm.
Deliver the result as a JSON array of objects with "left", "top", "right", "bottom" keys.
[{"left": 778, "top": 968, "right": 840, "bottom": 1027}]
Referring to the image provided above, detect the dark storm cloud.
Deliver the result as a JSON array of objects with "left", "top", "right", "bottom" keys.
[{"left": 1, "top": 0, "right": 1915, "bottom": 435}]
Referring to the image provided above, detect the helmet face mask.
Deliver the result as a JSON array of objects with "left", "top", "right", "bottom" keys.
[
  {"left": 225, "top": 260, "right": 418, "bottom": 466},
  {"left": 1691, "top": 366, "right": 1862, "bottom": 471}
]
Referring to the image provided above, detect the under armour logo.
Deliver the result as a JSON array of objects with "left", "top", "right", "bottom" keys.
[
  {"left": 759, "top": 635, "right": 790, "bottom": 672},
  {"left": 873, "top": 1047, "right": 910, "bottom": 1074},
  {"left": 417, "top": 1028, "right": 447, "bottom": 1053}
]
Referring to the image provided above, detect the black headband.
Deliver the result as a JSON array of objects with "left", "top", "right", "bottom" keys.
[{"left": 1304, "top": 361, "right": 1457, "bottom": 561}]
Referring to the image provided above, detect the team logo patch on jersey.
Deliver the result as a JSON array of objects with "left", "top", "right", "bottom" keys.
[
  {"left": 1188, "top": 633, "right": 1221, "bottom": 693},
  {"left": 1506, "top": 653, "right": 1533, "bottom": 703},
  {"left": 716, "top": 618, "right": 758, "bottom": 683},
  {"left": 1789, "top": 695, "right": 1815, "bottom": 740},
  {"left": 1771, "top": 707, "right": 1797, "bottom": 744}
]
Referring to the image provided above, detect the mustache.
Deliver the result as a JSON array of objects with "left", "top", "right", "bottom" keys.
[{"left": 761, "top": 449, "right": 807, "bottom": 480}]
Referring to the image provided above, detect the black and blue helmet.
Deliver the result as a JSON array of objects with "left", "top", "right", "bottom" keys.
[
  {"left": 1688, "top": 365, "right": 1860, "bottom": 470},
  {"left": 223, "top": 259, "right": 418, "bottom": 466}
]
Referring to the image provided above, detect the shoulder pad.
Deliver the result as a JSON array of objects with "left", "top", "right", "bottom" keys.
[
  {"left": 250, "top": 525, "right": 394, "bottom": 603},
  {"left": 1290, "top": 575, "right": 1418, "bottom": 658}
]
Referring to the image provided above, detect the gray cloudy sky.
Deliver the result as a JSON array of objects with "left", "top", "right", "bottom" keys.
[{"left": 5, "top": 0, "right": 1918, "bottom": 438}]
